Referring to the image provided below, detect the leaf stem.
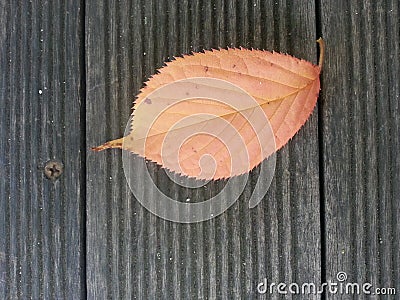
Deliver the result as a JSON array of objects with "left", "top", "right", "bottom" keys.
[{"left": 317, "top": 38, "right": 325, "bottom": 69}]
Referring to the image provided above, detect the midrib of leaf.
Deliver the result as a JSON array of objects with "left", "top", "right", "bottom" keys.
[
  {"left": 176, "top": 64, "right": 308, "bottom": 89},
  {"left": 130, "top": 79, "right": 317, "bottom": 143},
  {"left": 178, "top": 108, "right": 250, "bottom": 163}
]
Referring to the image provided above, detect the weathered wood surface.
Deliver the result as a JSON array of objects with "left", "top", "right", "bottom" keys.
[
  {"left": 1, "top": 0, "right": 399, "bottom": 299},
  {"left": 320, "top": 0, "right": 400, "bottom": 298},
  {"left": 0, "top": 1, "right": 85, "bottom": 299},
  {"left": 86, "top": 0, "right": 320, "bottom": 299}
]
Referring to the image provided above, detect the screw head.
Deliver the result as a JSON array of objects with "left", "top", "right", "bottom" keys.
[{"left": 43, "top": 159, "right": 64, "bottom": 181}]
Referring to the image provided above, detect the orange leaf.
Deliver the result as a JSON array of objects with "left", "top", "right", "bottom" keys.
[{"left": 93, "top": 39, "right": 324, "bottom": 180}]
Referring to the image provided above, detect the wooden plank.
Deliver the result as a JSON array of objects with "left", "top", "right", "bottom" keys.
[
  {"left": 320, "top": 0, "right": 400, "bottom": 297},
  {"left": 0, "top": 0, "right": 85, "bottom": 299},
  {"left": 86, "top": 0, "right": 321, "bottom": 298}
]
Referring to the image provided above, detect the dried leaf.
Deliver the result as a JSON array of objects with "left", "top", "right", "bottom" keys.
[{"left": 93, "top": 39, "right": 324, "bottom": 180}]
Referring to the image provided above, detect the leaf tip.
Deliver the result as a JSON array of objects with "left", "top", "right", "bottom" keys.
[{"left": 91, "top": 137, "right": 124, "bottom": 152}]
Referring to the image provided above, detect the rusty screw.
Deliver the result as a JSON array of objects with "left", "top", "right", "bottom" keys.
[{"left": 43, "top": 160, "right": 64, "bottom": 181}]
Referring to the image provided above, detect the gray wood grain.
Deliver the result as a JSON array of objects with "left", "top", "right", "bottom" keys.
[
  {"left": 86, "top": 0, "right": 321, "bottom": 298},
  {"left": 2, "top": 0, "right": 399, "bottom": 299},
  {"left": 0, "top": 0, "right": 85, "bottom": 299},
  {"left": 320, "top": 0, "right": 400, "bottom": 298}
]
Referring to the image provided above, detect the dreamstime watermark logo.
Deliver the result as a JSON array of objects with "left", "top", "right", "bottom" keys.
[
  {"left": 122, "top": 77, "right": 276, "bottom": 223},
  {"left": 257, "top": 272, "right": 397, "bottom": 296}
]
